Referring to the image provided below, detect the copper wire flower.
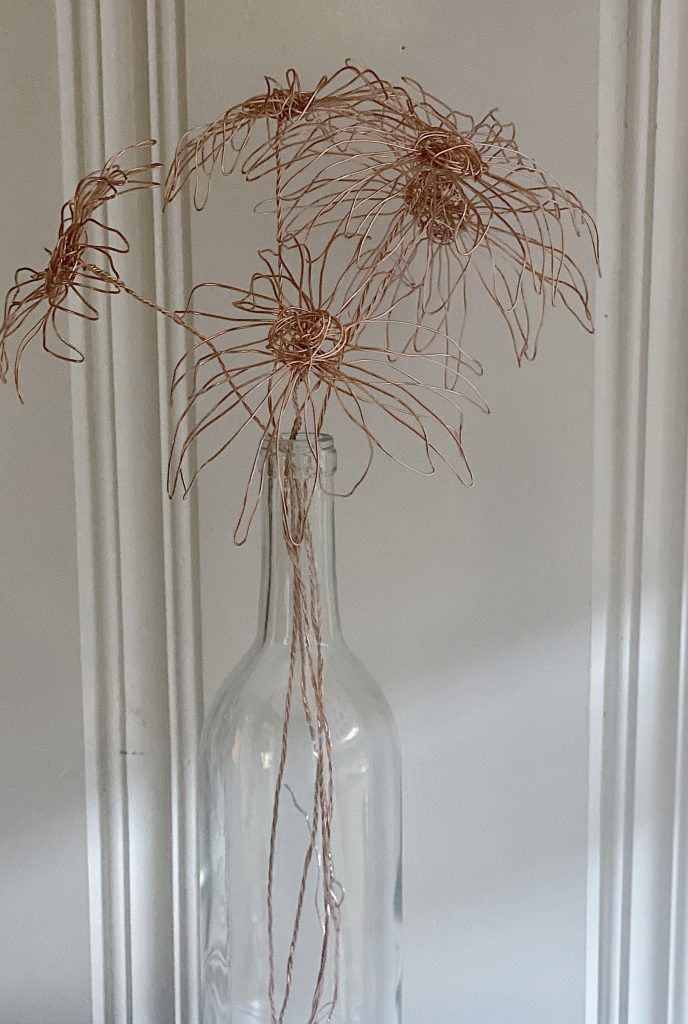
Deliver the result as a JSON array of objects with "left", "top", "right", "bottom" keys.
[
  {"left": 168, "top": 237, "right": 483, "bottom": 544},
  {"left": 0, "top": 62, "right": 601, "bottom": 1024},
  {"left": 0, "top": 141, "right": 160, "bottom": 398},
  {"left": 163, "top": 62, "right": 406, "bottom": 212},
  {"left": 280, "top": 76, "right": 600, "bottom": 367}
]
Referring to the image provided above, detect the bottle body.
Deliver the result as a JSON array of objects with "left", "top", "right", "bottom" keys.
[{"left": 198, "top": 436, "right": 402, "bottom": 1024}]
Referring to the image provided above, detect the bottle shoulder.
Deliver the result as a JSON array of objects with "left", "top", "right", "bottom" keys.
[{"left": 200, "top": 639, "right": 399, "bottom": 758}]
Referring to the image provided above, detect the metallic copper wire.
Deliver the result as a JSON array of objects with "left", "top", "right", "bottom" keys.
[
  {"left": 0, "top": 63, "right": 600, "bottom": 1024},
  {"left": 163, "top": 62, "right": 405, "bottom": 212},
  {"left": 267, "top": 465, "right": 342, "bottom": 1024},
  {"left": 167, "top": 237, "right": 478, "bottom": 551},
  {"left": 0, "top": 141, "right": 160, "bottom": 398},
  {"left": 278, "top": 74, "right": 600, "bottom": 369}
]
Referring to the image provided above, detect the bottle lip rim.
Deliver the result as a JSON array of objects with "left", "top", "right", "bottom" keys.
[
  {"left": 262, "top": 432, "right": 337, "bottom": 477},
  {"left": 262, "top": 432, "right": 336, "bottom": 454}
]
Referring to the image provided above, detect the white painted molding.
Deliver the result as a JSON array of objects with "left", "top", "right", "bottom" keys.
[
  {"left": 55, "top": 3, "right": 202, "bottom": 1023},
  {"left": 588, "top": 0, "right": 688, "bottom": 1021}
]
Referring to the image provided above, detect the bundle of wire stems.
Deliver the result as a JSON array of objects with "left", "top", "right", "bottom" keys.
[{"left": 0, "top": 60, "right": 598, "bottom": 1023}]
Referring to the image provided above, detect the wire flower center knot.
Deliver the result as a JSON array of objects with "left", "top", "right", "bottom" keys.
[
  {"left": 404, "top": 169, "right": 471, "bottom": 244},
  {"left": 44, "top": 228, "right": 82, "bottom": 302},
  {"left": 248, "top": 89, "right": 314, "bottom": 122},
  {"left": 414, "top": 129, "right": 483, "bottom": 178},
  {"left": 268, "top": 307, "right": 348, "bottom": 374}
]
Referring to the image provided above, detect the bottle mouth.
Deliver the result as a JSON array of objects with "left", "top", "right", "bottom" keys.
[{"left": 263, "top": 432, "right": 337, "bottom": 475}]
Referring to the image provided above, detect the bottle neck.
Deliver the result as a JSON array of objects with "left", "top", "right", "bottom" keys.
[{"left": 256, "top": 440, "right": 343, "bottom": 647}]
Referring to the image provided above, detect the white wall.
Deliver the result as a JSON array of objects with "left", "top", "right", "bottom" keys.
[
  {"left": 185, "top": 2, "right": 598, "bottom": 1023},
  {"left": 0, "top": 4, "right": 91, "bottom": 1022}
]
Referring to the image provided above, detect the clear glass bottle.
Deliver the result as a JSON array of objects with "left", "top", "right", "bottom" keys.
[{"left": 198, "top": 434, "right": 402, "bottom": 1024}]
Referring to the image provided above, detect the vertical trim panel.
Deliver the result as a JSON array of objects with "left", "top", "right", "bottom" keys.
[
  {"left": 589, "top": 0, "right": 688, "bottom": 1020},
  {"left": 54, "top": 2, "right": 201, "bottom": 1021}
]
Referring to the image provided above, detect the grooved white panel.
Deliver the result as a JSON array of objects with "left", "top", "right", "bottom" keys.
[
  {"left": 588, "top": 0, "right": 688, "bottom": 1021},
  {"left": 0, "top": 4, "right": 91, "bottom": 1021},
  {"left": 54, "top": 2, "right": 202, "bottom": 1022}
]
